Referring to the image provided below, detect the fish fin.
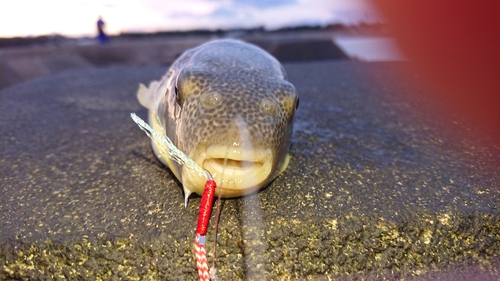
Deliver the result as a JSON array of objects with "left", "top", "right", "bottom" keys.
[
  {"left": 279, "top": 154, "right": 291, "bottom": 174},
  {"left": 183, "top": 187, "right": 192, "bottom": 208},
  {"left": 136, "top": 81, "right": 159, "bottom": 110}
]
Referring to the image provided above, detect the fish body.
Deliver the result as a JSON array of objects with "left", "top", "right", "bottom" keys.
[{"left": 137, "top": 39, "right": 298, "bottom": 201}]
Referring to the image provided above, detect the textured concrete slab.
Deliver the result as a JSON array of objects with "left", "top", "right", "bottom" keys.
[
  {"left": 0, "top": 31, "right": 349, "bottom": 91},
  {"left": 0, "top": 38, "right": 209, "bottom": 90},
  {"left": 267, "top": 38, "right": 349, "bottom": 62},
  {"left": 1, "top": 61, "right": 499, "bottom": 280}
]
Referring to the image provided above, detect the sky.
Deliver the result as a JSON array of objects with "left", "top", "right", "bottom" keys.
[{"left": 0, "top": 0, "right": 382, "bottom": 38}]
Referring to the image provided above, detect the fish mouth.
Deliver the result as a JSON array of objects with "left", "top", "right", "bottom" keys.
[
  {"left": 203, "top": 159, "right": 262, "bottom": 177},
  {"left": 190, "top": 145, "right": 273, "bottom": 197}
]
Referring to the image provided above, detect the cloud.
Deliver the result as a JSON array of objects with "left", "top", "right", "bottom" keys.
[
  {"left": 233, "top": 0, "right": 297, "bottom": 9},
  {"left": 0, "top": 0, "right": 382, "bottom": 37}
]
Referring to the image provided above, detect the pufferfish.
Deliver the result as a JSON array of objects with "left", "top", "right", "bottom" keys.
[{"left": 137, "top": 39, "right": 298, "bottom": 204}]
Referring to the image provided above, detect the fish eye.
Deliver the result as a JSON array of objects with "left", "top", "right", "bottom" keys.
[
  {"left": 202, "top": 91, "right": 222, "bottom": 108},
  {"left": 261, "top": 98, "right": 277, "bottom": 116}
]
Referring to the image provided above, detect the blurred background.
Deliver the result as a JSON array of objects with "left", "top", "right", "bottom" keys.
[
  {"left": 0, "top": 0, "right": 382, "bottom": 37},
  {"left": 0, "top": 0, "right": 403, "bottom": 88},
  {"left": 1, "top": 0, "right": 498, "bottom": 144}
]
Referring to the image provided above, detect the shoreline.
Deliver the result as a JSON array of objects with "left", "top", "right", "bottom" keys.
[{"left": 0, "top": 23, "right": 387, "bottom": 49}]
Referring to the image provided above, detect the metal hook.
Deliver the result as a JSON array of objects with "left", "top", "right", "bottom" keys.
[{"left": 205, "top": 170, "right": 213, "bottom": 181}]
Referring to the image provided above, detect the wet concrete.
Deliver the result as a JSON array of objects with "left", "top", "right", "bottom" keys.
[{"left": 1, "top": 61, "right": 499, "bottom": 280}]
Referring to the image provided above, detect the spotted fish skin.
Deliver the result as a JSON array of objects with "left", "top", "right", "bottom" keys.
[{"left": 138, "top": 39, "right": 298, "bottom": 200}]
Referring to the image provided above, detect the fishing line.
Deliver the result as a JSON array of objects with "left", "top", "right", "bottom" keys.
[
  {"left": 131, "top": 113, "right": 207, "bottom": 179},
  {"left": 210, "top": 144, "right": 229, "bottom": 273}
]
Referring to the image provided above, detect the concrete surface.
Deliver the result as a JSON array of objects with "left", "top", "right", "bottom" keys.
[
  {"left": 0, "top": 31, "right": 348, "bottom": 90},
  {"left": 1, "top": 60, "right": 500, "bottom": 280},
  {"left": 0, "top": 36, "right": 211, "bottom": 90}
]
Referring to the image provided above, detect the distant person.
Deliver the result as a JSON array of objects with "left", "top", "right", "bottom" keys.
[{"left": 96, "top": 16, "right": 109, "bottom": 44}]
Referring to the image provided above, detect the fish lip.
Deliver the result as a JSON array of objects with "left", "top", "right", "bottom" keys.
[
  {"left": 191, "top": 145, "right": 273, "bottom": 196},
  {"left": 204, "top": 145, "right": 271, "bottom": 164},
  {"left": 203, "top": 158, "right": 263, "bottom": 177}
]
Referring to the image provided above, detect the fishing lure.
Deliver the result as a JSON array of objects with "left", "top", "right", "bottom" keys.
[{"left": 132, "top": 113, "right": 218, "bottom": 280}]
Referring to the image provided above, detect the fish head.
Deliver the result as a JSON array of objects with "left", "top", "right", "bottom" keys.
[{"left": 173, "top": 66, "right": 298, "bottom": 197}]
